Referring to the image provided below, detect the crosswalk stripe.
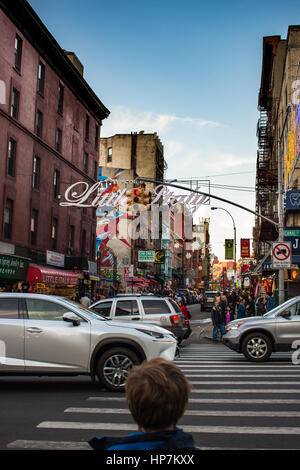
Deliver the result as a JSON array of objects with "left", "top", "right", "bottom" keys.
[
  {"left": 87, "top": 396, "right": 300, "bottom": 404},
  {"left": 64, "top": 407, "right": 300, "bottom": 418},
  {"left": 187, "top": 381, "right": 300, "bottom": 385},
  {"left": 36, "top": 421, "right": 300, "bottom": 435},
  {"left": 188, "top": 389, "right": 300, "bottom": 393},
  {"left": 6, "top": 440, "right": 299, "bottom": 451},
  {"left": 185, "top": 374, "right": 300, "bottom": 378}
]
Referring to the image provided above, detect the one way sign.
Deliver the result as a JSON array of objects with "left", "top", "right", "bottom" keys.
[{"left": 272, "top": 242, "right": 291, "bottom": 268}]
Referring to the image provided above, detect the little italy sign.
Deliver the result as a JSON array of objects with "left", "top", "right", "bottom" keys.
[{"left": 59, "top": 180, "right": 209, "bottom": 215}]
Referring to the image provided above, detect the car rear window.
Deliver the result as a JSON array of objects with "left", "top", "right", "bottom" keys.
[
  {"left": 206, "top": 292, "right": 217, "bottom": 298},
  {"left": 142, "top": 299, "right": 171, "bottom": 315},
  {"left": 168, "top": 299, "right": 182, "bottom": 313}
]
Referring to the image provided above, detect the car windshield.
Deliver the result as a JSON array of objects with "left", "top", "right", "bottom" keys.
[
  {"left": 60, "top": 297, "right": 108, "bottom": 321},
  {"left": 206, "top": 292, "right": 216, "bottom": 298},
  {"left": 263, "top": 297, "right": 297, "bottom": 317}
]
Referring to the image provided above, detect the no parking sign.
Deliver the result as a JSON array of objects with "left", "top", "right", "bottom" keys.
[{"left": 272, "top": 242, "right": 291, "bottom": 268}]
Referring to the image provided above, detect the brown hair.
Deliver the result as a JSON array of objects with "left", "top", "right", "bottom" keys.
[{"left": 125, "top": 357, "right": 191, "bottom": 432}]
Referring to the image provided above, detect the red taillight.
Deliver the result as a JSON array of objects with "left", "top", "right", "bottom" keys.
[
  {"left": 184, "top": 320, "right": 189, "bottom": 325},
  {"left": 170, "top": 314, "right": 179, "bottom": 325}
]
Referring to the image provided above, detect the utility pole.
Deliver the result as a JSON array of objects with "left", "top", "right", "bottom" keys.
[{"left": 278, "top": 137, "right": 285, "bottom": 305}]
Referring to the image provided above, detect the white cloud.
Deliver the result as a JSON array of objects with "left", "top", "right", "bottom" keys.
[{"left": 101, "top": 106, "right": 222, "bottom": 136}]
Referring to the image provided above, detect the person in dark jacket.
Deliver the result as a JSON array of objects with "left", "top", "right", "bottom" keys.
[
  {"left": 211, "top": 297, "right": 225, "bottom": 342},
  {"left": 246, "top": 295, "right": 255, "bottom": 317},
  {"left": 89, "top": 358, "right": 196, "bottom": 450}
]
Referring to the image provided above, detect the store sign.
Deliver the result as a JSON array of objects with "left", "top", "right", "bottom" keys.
[
  {"left": 284, "top": 227, "right": 300, "bottom": 256},
  {"left": 240, "top": 238, "right": 250, "bottom": 258},
  {"left": 154, "top": 250, "right": 165, "bottom": 264},
  {"left": 225, "top": 239, "right": 234, "bottom": 260},
  {"left": 46, "top": 250, "right": 65, "bottom": 268},
  {"left": 138, "top": 251, "right": 155, "bottom": 263},
  {"left": 0, "top": 255, "right": 29, "bottom": 280},
  {"left": 285, "top": 190, "right": 300, "bottom": 211}
]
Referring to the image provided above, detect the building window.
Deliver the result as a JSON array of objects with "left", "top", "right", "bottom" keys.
[
  {"left": 58, "top": 84, "right": 64, "bottom": 114},
  {"left": 56, "top": 128, "right": 62, "bottom": 152},
  {"left": 14, "top": 35, "right": 22, "bottom": 71},
  {"left": 32, "top": 156, "right": 40, "bottom": 189},
  {"left": 95, "top": 124, "right": 99, "bottom": 149},
  {"left": 51, "top": 218, "right": 58, "bottom": 250},
  {"left": 84, "top": 152, "right": 89, "bottom": 173},
  {"left": 37, "top": 62, "right": 45, "bottom": 94},
  {"left": 35, "top": 109, "right": 43, "bottom": 137},
  {"left": 94, "top": 160, "right": 98, "bottom": 180},
  {"left": 3, "top": 199, "right": 13, "bottom": 239},
  {"left": 30, "top": 209, "right": 38, "bottom": 245},
  {"left": 53, "top": 169, "right": 60, "bottom": 199},
  {"left": 10, "top": 88, "right": 20, "bottom": 119},
  {"left": 85, "top": 114, "right": 90, "bottom": 140},
  {"left": 7, "top": 138, "right": 16, "bottom": 177},
  {"left": 107, "top": 147, "right": 112, "bottom": 163},
  {"left": 91, "top": 233, "right": 95, "bottom": 258},
  {"left": 69, "top": 225, "right": 75, "bottom": 251},
  {"left": 81, "top": 229, "right": 86, "bottom": 254}
]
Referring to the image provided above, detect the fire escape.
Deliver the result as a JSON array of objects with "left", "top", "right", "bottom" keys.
[{"left": 255, "top": 107, "right": 278, "bottom": 253}]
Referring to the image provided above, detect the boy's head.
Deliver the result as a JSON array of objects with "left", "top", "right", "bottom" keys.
[{"left": 125, "top": 358, "right": 191, "bottom": 433}]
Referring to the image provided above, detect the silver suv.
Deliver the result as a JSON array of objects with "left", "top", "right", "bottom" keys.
[
  {"left": 222, "top": 296, "right": 300, "bottom": 361},
  {"left": 90, "top": 295, "right": 190, "bottom": 343},
  {"left": 0, "top": 293, "right": 177, "bottom": 391}
]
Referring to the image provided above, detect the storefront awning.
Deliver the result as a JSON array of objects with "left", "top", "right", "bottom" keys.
[{"left": 27, "top": 265, "right": 79, "bottom": 285}]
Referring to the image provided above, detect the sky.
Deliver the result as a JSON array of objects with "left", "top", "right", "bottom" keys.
[{"left": 28, "top": 0, "right": 300, "bottom": 261}]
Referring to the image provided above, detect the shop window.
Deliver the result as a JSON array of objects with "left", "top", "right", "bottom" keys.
[{"left": 0, "top": 298, "right": 19, "bottom": 319}]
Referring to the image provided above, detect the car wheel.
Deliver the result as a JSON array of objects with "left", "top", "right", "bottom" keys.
[
  {"left": 242, "top": 333, "right": 272, "bottom": 362},
  {"left": 97, "top": 347, "right": 140, "bottom": 392}
]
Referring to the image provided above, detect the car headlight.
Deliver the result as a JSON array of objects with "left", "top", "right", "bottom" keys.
[
  {"left": 136, "top": 329, "right": 165, "bottom": 339},
  {"left": 226, "top": 321, "right": 245, "bottom": 331}
]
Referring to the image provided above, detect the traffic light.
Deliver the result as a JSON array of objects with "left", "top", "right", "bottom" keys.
[
  {"left": 142, "top": 190, "right": 152, "bottom": 209},
  {"left": 289, "top": 269, "right": 300, "bottom": 281},
  {"left": 125, "top": 187, "right": 143, "bottom": 211}
]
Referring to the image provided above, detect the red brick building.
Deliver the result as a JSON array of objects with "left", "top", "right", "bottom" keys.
[{"left": 0, "top": 0, "right": 109, "bottom": 292}]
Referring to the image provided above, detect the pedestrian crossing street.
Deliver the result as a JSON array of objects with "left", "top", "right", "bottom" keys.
[{"left": 7, "top": 344, "right": 300, "bottom": 450}]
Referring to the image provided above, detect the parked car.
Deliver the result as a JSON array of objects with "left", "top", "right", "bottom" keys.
[
  {"left": 90, "top": 295, "right": 191, "bottom": 343},
  {"left": 201, "top": 291, "right": 218, "bottom": 311},
  {"left": 222, "top": 296, "right": 300, "bottom": 362},
  {"left": 0, "top": 293, "right": 177, "bottom": 391}
]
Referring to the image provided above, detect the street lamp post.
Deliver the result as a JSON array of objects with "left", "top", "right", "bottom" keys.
[{"left": 211, "top": 207, "right": 237, "bottom": 285}]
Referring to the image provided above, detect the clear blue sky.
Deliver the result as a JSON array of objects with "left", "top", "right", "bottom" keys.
[{"left": 27, "top": 0, "right": 300, "bottom": 260}]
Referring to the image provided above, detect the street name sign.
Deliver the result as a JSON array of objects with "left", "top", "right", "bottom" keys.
[{"left": 272, "top": 242, "right": 291, "bottom": 268}]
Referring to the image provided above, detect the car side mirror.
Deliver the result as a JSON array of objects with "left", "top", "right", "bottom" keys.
[
  {"left": 280, "top": 311, "right": 291, "bottom": 319},
  {"left": 63, "top": 312, "right": 81, "bottom": 326}
]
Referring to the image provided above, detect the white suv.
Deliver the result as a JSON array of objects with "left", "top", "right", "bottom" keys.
[
  {"left": 0, "top": 293, "right": 177, "bottom": 391},
  {"left": 90, "top": 295, "right": 190, "bottom": 343}
]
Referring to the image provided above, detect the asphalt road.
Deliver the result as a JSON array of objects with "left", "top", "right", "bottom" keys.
[{"left": 1, "top": 304, "right": 300, "bottom": 452}]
